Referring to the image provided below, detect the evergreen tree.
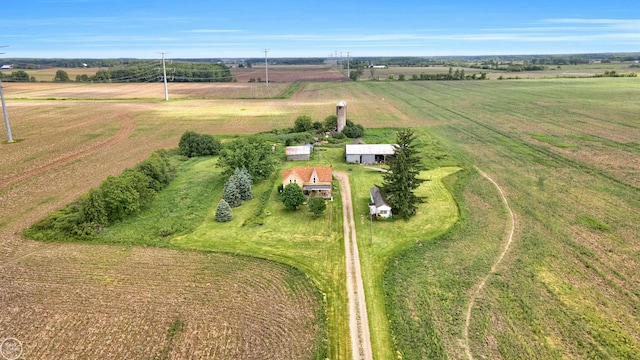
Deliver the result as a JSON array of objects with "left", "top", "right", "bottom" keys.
[
  {"left": 223, "top": 175, "right": 242, "bottom": 208},
  {"left": 236, "top": 167, "right": 253, "bottom": 201},
  {"left": 281, "top": 183, "right": 306, "bottom": 210},
  {"left": 215, "top": 199, "right": 233, "bottom": 222},
  {"left": 380, "top": 129, "right": 425, "bottom": 219}
]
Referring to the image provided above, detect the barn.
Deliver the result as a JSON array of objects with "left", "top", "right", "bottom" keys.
[
  {"left": 345, "top": 144, "right": 395, "bottom": 164},
  {"left": 286, "top": 145, "right": 312, "bottom": 161}
]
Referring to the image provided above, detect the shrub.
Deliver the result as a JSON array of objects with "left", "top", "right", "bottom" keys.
[
  {"left": 342, "top": 123, "right": 365, "bottom": 138},
  {"left": 308, "top": 196, "right": 326, "bottom": 216},
  {"left": 323, "top": 115, "right": 338, "bottom": 132},
  {"left": 293, "top": 115, "right": 314, "bottom": 132},
  {"left": 215, "top": 199, "right": 233, "bottom": 222},
  {"left": 135, "top": 151, "right": 174, "bottom": 191},
  {"left": 178, "top": 131, "right": 221, "bottom": 157}
]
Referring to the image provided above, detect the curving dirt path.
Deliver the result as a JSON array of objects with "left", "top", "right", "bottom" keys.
[
  {"left": 464, "top": 167, "right": 516, "bottom": 359},
  {"left": 334, "top": 171, "right": 373, "bottom": 360},
  {"left": 0, "top": 112, "right": 136, "bottom": 192}
]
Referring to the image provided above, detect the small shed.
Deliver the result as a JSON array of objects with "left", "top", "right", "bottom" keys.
[
  {"left": 345, "top": 144, "right": 395, "bottom": 164},
  {"left": 369, "top": 186, "right": 392, "bottom": 218},
  {"left": 286, "top": 146, "right": 312, "bottom": 161}
]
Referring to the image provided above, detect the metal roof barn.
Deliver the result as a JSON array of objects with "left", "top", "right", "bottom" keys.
[
  {"left": 286, "top": 146, "right": 312, "bottom": 161},
  {"left": 345, "top": 144, "right": 395, "bottom": 164}
]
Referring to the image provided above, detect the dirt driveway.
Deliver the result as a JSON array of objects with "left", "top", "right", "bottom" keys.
[{"left": 334, "top": 171, "right": 373, "bottom": 360}]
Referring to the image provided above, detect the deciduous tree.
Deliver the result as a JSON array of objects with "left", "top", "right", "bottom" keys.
[
  {"left": 282, "top": 183, "right": 306, "bottom": 210},
  {"left": 53, "top": 70, "right": 70, "bottom": 82},
  {"left": 293, "top": 115, "right": 313, "bottom": 132},
  {"left": 308, "top": 196, "right": 326, "bottom": 216},
  {"left": 217, "top": 137, "right": 278, "bottom": 181}
]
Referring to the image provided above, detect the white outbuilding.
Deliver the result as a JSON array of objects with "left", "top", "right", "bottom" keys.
[{"left": 369, "top": 186, "right": 392, "bottom": 218}]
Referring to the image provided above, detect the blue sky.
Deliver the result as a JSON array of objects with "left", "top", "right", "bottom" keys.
[{"left": 1, "top": 0, "right": 639, "bottom": 58}]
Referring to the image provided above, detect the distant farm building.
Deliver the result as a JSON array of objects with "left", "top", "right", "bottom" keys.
[
  {"left": 286, "top": 145, "right": 312, "bottom": 161},
  {"left": 345, "top": 144, "right": 395, "bottom": 164},
  {"left": 282, "top": 166, "right": 333, "bottom": 198},
  {"left": 369, "top": 186, "right": 392, "bottom": 218},
  {"left": 368, "top": 65, "right": 387, "bottom": 69},
  {"left": 1, "top": 64, "right": 13, "bottom": 70},
  {"left": 336, "top": 101, "right": 347, "bottom": 132}
]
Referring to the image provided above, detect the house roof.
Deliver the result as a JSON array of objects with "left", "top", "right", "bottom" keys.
[
  {"left": 286, "top": 146, "right": 312, "bottom": 156},
  {"left": 282, "top": 166, "right": 333, "bottom": 183},
  {"left": 370, "top": 186, "right": 390, "bottom": 208},
  {"left": 346, "top": 144, "right": 395, "bottom": 155}
]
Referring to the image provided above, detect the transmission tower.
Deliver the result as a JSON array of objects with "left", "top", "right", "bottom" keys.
[
  {"left": 0, "top": 46, "right": 14, "bottom": 143},
  {"left": 158, "top": 52, "right": 169, "bottom": 101},
  {"left": 263, "top": 49, "right": 269, "bottom": 87}
]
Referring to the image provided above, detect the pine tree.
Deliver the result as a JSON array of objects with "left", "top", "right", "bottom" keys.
[
  {"left": 380, "top": 129, "right": 425, "bottom": 219},
  {"left": 223, "top": 175, "right": 242, "bottom": 208},
  {"left": 215, "top": 199, "right": 233, "bottom": 222},
  {"left": 236, "top": 167, "right": 253, "bottom": 201}
]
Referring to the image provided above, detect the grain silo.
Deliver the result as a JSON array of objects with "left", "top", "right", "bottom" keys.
[{"left": 336, "top": 101, "right": 347, "bottom": 132}]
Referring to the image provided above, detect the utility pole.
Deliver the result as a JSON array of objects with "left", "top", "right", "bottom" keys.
[
  {"left": 0, "top": 46, "right": 14, "bottom": 143},
  {"left": 347, "top": 51, "right": 350, "bottom": 80},
  {"left": 263, "top": 49, "right": 269, "bottom": 87},
  {"left": 159, "top": 52, "right": 169, "bottom": 101}
]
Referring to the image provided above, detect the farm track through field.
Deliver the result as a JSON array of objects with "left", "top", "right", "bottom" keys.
[
  {"left": 334, "top": 171, "right": 373, "bottom": 360},
  {"left": 464, "top": 167, "right": 516, "bottom": 360},
  {"left": 0, "top": 112, "right": 135, "bottom": 193}
]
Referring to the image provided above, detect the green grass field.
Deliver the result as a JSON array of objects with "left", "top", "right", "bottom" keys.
[{"left": 364, "top": 79, "right": 640, "bottom": 358}]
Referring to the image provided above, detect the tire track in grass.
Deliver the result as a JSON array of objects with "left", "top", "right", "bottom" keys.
[
  {"left": 464, "top": 167, "right": 516, "bottom": 360},
  {"left": 0, "top": 113, "right": 135, "bottom": 192}
]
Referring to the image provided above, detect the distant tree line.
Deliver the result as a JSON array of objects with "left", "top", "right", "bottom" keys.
[
  {"left": 244, "top": 58, "right": 326, "bottom": 65},
  {"left": 0, "top": 70, "right": 34, "bottom": 82},
  {"left": 0, "top": 58, "right": 224, "bottom": 69},
  {"left": 385, "top": 68, "right": 486, "bottom": 81},
  {"left": 344, "top": 53, "right": 640, "bottom": 68}
]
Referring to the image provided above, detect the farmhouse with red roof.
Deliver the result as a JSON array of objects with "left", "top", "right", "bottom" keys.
[{"left": 282, "top": 166, "right": 333, "bottom": 198}]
